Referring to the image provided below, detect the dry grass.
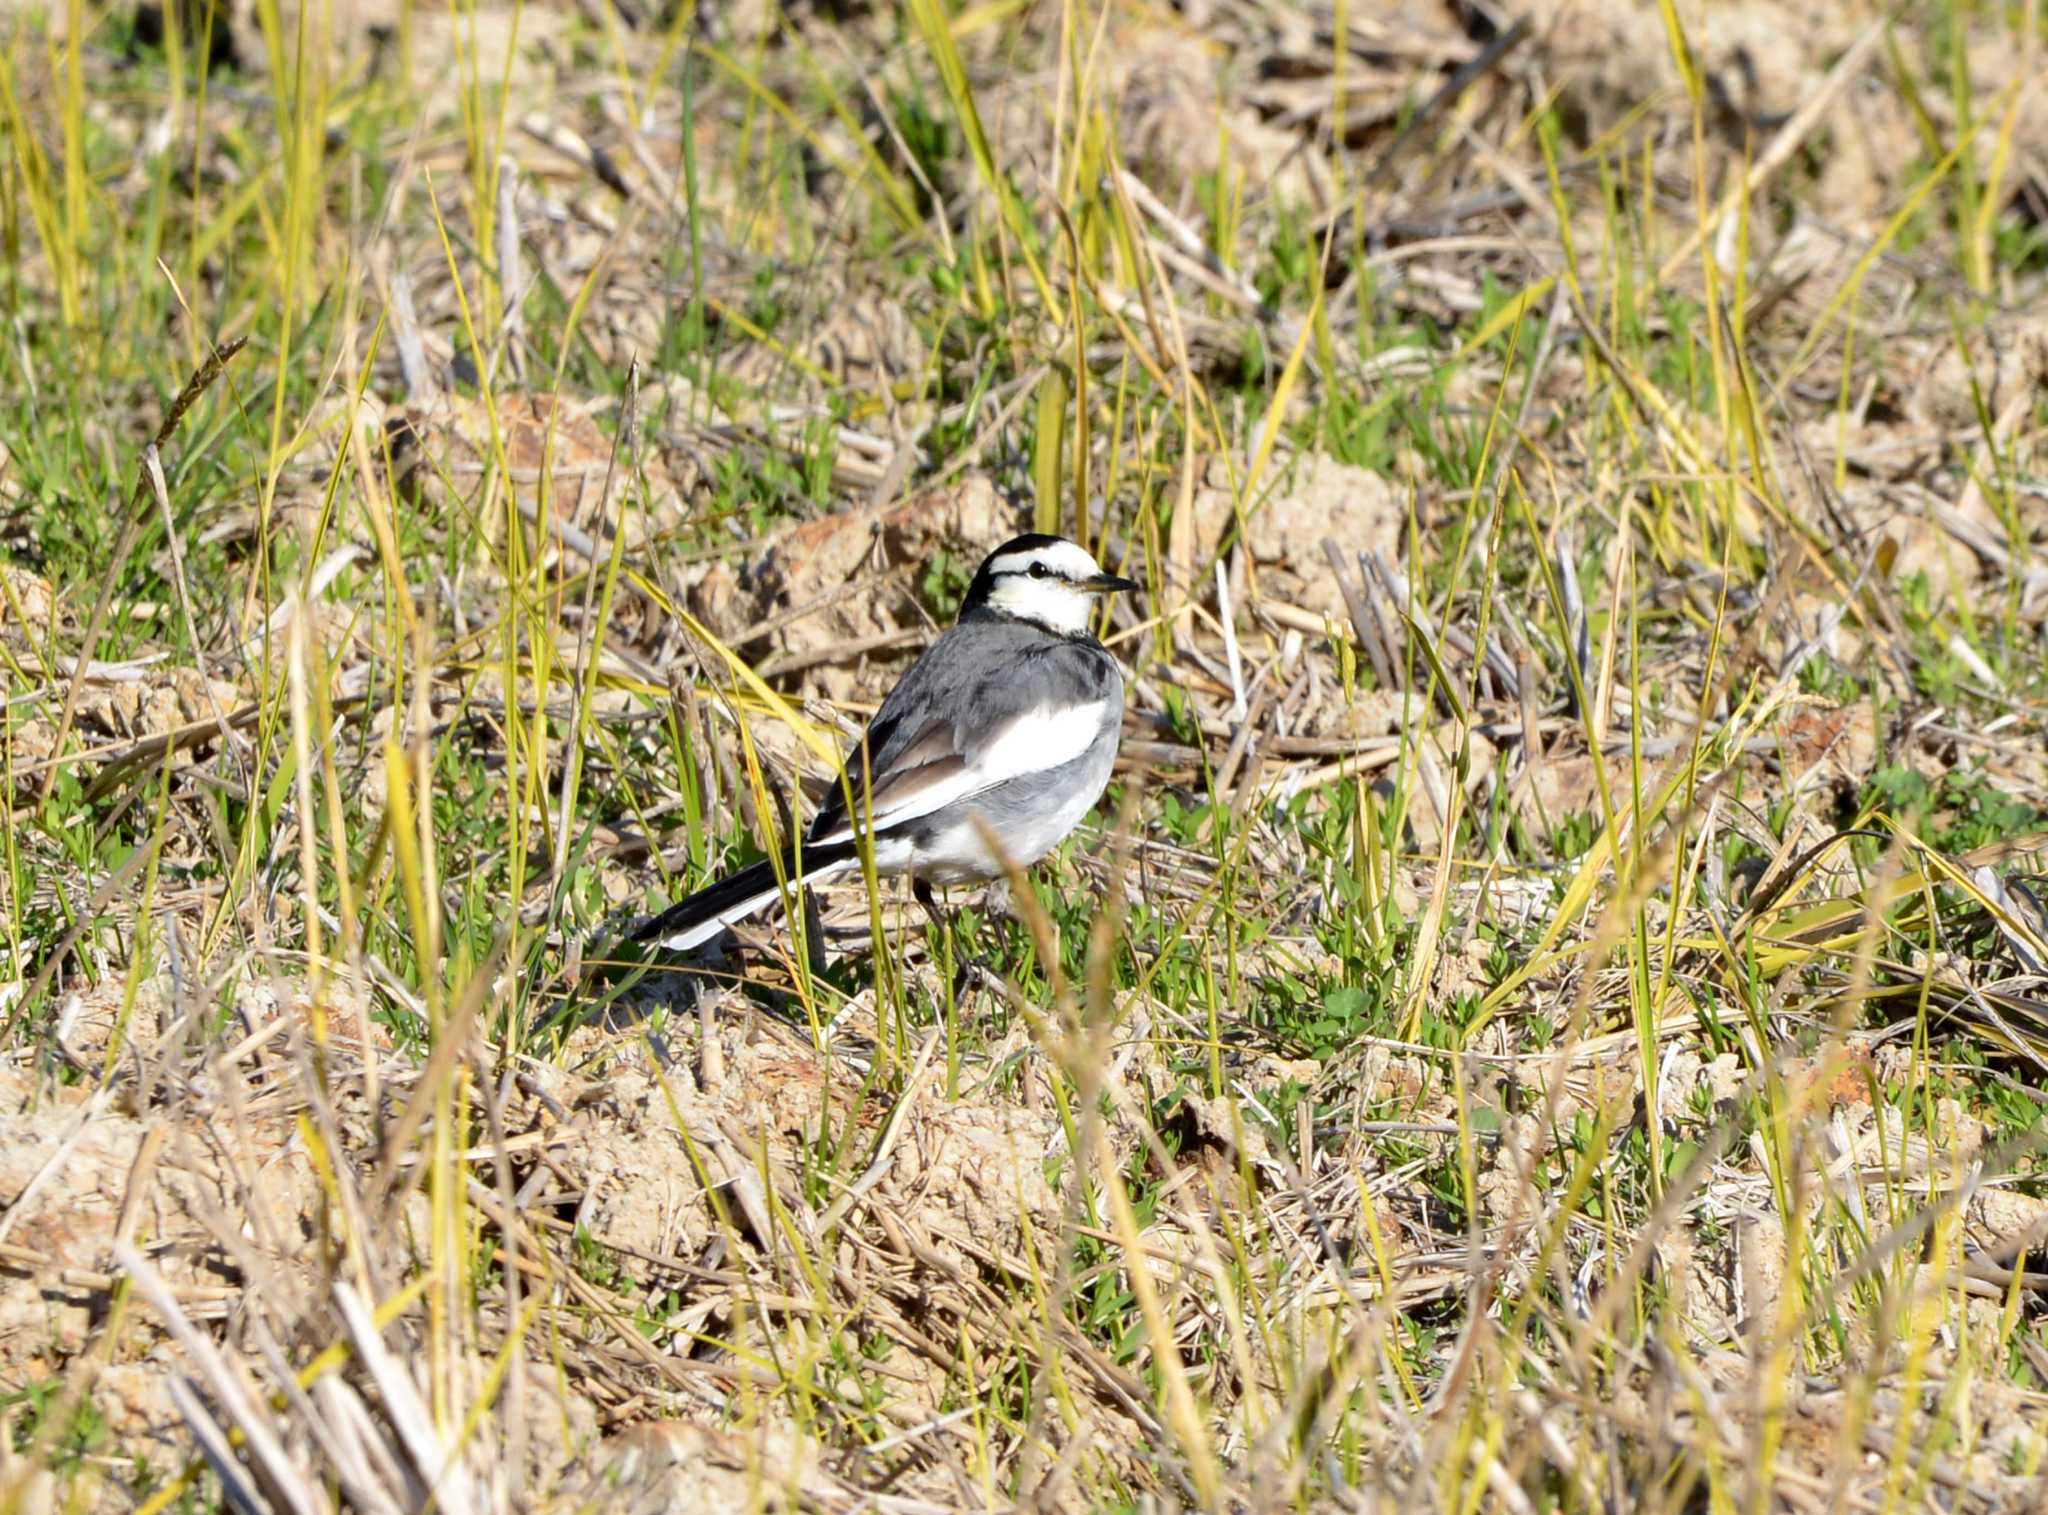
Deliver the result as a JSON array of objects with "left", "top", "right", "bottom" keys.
[{"left": 2, "top": 0, "right": 2047, "bottom": 1510}]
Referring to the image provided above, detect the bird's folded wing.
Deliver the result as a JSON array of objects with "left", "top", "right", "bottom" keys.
[{"left": 809, "top": 700, "right": 1104, "bottom": 846}]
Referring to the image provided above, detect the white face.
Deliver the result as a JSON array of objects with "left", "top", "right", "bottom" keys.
[{"left": 980, "top": 539, "right": 1112, "bottom": 635}]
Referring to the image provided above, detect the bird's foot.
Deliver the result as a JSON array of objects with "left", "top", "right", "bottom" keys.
[{"left": 951, "top": 952, "right": 1005, "bottom": 1006}]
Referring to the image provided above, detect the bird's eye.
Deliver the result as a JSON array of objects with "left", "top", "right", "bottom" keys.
[{"left": 1027, "top": 562, "right": 1048, "bottom": 579}]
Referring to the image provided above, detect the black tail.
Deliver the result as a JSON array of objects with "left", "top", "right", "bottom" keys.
[{"left": 629, "top": 838, "right": 859, "bottom": 952}]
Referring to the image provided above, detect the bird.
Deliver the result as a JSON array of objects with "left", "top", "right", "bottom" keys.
[{"left": 633, "top": 533, "right": 1138, "bottom": 954}]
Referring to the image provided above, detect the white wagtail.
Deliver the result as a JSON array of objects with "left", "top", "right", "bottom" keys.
[{"left": 633, "top": 533, "right": 1138, "bottom": 953}]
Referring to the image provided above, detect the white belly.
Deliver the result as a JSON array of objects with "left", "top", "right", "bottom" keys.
[{"left": 910, "top": 738, "right": 1117, "bottom": 885}]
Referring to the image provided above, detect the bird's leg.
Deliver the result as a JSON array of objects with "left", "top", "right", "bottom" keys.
[
  {"left": 963, "top": 876, "right": 1022, "bottom": 976},
  {"left": 914, "top": 879, "right": 979, "bottom": 1020},
  {"left": 911, "top": 877, "right": 954, "bottom": 989},
  {"left": 912, "top": 877, "right": 944, "bottom": 932}
]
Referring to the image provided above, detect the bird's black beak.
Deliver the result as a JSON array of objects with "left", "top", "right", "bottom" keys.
[{"left": 1084, "top": 571, "right": 1140, "bottom": 595}]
